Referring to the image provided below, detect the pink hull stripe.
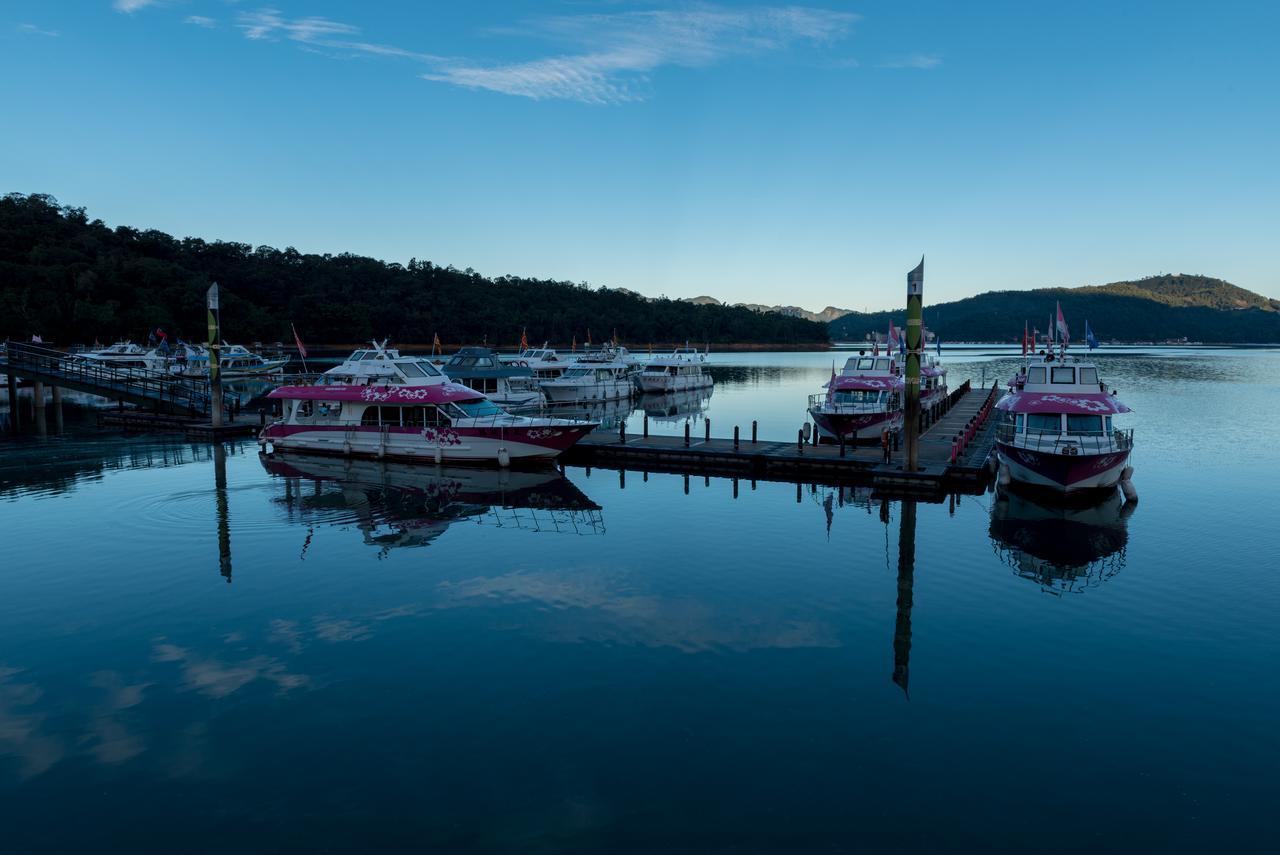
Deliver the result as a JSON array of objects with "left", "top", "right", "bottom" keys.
[
  {"left": 262, "top": 423, "right": 593, "bottom": 453},
  {"left": 997, "top": 442, "right": 1131, "bottom": 491}
]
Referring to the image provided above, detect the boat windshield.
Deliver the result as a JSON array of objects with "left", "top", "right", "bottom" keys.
[{"left": 453, "top": 399, "right": 505, "bottom": 418}]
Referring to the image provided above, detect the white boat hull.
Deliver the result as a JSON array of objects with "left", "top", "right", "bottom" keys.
[{"left": 541, "top": 380, "right": 633, "bottom": 403}]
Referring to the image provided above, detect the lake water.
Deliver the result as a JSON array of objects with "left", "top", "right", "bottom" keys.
[{"left": 1, "top": 347, "right": 1278, "bottom": 852}]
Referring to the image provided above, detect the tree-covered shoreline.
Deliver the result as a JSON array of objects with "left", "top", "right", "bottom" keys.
[{"left": 0, "top": 194, "right": 829, "bottom": 348}]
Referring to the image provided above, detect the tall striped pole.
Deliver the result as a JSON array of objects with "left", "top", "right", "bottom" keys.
[{"left": 904, "top": 258, "right": 924, "bottom": 471}]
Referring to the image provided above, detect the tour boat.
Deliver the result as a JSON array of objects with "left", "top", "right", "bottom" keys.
[
  {"left": 259, "top": 342, "right": 597, "bottom": 464},
  {"left": 808, "top": 352, "right": 904, "bottom": 441},
  {"left": 500, "top": 346, "right": 577, "bottom": 381},
  {"left": 179, "top": 343, "right": 289, "bottom": 378},
  {"left": 443, "top": 347, "right": 546, "bottom": 409},
  {"left": 994, "top": 354, "right": 1134, "bottom": 494},
  {"left": 921, "top": 355, "right": 949, "bottom": 409},
  {"left": 539, "top": 346, "right": 636, "bottom": 403},
  {"left": 636, "top": 346, "right": 714, "bottom": 393},
  {"left": 69, "top": 341, "right": 159, "bottom": 372}
]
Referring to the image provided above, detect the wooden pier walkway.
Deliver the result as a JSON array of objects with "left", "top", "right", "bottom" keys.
[{"left": 563, "top": 384, "right": 1003, "bottom": 496}]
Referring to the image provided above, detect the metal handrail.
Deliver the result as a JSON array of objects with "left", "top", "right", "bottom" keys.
[
  {"left": 996, "top": 423, "right": 1134, "bottom": 454},
  {"left": 4, "top": 340, "right": 216, "bottom": 415}
]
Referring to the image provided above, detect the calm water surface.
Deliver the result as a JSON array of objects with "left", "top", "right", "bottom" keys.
[{"left": 1, "top": 347, "right": 1277, "bottom": 852}]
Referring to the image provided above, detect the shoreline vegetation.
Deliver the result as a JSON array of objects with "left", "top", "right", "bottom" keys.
[
  {"left": 0, "top": 194, "right": 827, "bottom": 349},
  {"left": 4, "top": 194, "right": 1277, "bottom": 349}
]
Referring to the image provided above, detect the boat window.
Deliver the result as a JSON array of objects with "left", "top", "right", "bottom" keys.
[
  {"left": 296, "top": 400, "right": 314, "bottom": 419},
  {"left": 360, "top": 352, "right": 380, "bottom": 361},
  {"left": 403, "top": 405, "right": 441, "bottom": 427},
  {"left": 475, "top": 358, "right": 495, "bottom": 367},
  {"left": 1078, "top": 367, "right": 1099, "bottom": 385},
  {"left": 1066, "top": 414, "right": 1104, "bottom": 435},
  {"left": 1026, "top": 413, "right": 1061, "bottom": 433},
  {"left": 360, "top": 406, "right": 378, "bottom": 426},
  {"left": 316, "top": 401, "right": 341, "bottom": 418},
  {"left": 453, "top": 399, "right": 504, "bottom": 418},
  {"left": 1027, "top": 366, "right": 1048, "bottom": 384},
  {"left": 857, "top": 358, "right": 875, "bottom": 370},
  {"left": 398, "top": 362, "right": 427, "bottom": 377},
  {"left": 416, "top": 361, "right": 441, "bottom": 376},
  {"left": 1105, "top": 416, "right": 1113, "bottom": 433},
  {"left": 1016, "top": 413, "right": 1025, "bottom": 431},
  {"left": 875, "top": 359, "right": 890, "bottom": 370},
  {"left": 1051, "top": 367, "right": 1076, "bottom": 384}
]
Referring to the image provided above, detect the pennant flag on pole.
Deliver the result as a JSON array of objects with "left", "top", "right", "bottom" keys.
[
  {"left": 291, "top": 323, "right": 308, "bottom": 359},
  {"left": 1055, "top": 301, "right": 1070, "bottom": 345},
  {"left": 520, "top": 327, "right": 529, "bottom": 350},
  {"left": 432, "top": 332, "right": 441, "bottom": 355}
]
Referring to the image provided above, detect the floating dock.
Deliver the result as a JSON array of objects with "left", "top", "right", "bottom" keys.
[{"left": 562, "top": 384, "right": 1002, "bottom": 496}]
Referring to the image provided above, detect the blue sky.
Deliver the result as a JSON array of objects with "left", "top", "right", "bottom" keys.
[{"left": 3, "top": 1, "right": 1277, "bottom": 310}]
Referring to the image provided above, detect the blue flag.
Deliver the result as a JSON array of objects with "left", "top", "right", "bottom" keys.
[
  {"left": 936, "top": 336, "right": 941, "bottom": 356},
  {"left": 1086, "top": 320, "right": 1099, "bottom": 349}
]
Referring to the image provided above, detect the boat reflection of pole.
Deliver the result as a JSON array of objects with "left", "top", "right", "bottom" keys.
[
  {"left": 214, "top": 442, "right": 232, "bottom": 583},
  {"left": 892, "top": 499, "right": 917, "bottom": 698}
]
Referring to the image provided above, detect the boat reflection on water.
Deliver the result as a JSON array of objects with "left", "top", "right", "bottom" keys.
[
  {"left": 638, "top": 387, "right": 712, "bottom": 425},
  {"left": 989, "top": 487, "right": 1136, "bottom": 595},
  {"left": 259, "top": 452, "right": 604, "bottom": 555},
  {"left": 541, "top": 396, "right": 634, "bottom": 432}
]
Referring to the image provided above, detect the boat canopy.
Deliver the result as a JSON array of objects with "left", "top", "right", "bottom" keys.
[
  {"left": 996, "top": 391, "right": 1132, "bottom": 415},
  {"left": 268, "top": 382, "right": 484, "bottom": 405}
]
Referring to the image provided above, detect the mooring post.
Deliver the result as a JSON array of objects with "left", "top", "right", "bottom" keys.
[
  {"left": 705, "top": 418, "right": 711, "bottom": 442},
  {"left": 619, "top": 420, "right": 626, "bottom": 445},
  {"left": 684, "top": 422, "right": 690, "bottom": 447},
  {"left": 797, "top": 428, "right": 804, "bottom": 454},
  {"left": 904, "top": 258, "right": 924, "bottom": 471},
  {"left": 643, "top": 414, "right": 649, "bottom": 438},
  {"left": 733, "top": 425, "right": 740, "bottom": 449},
  {"left": 6, "top": 369, "right": 20, "bottom": 434},
  {"left": 752, "top": 420, "right": 758, "bottom": 444}
]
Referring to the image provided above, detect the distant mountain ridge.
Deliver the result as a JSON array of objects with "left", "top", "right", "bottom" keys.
[
  {"left": 828, "top": 275, "right": 1280, "bottom": 344},
  {"left": 681, "top": 295, "right": 853, "bottom": 324}
]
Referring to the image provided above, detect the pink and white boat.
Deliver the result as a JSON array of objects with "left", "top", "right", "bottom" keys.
[
  {"left": 808, "top": 352, "right": 904, "bottom": 441},
  {"left": 995, "top": 355, "right": 1134, "bottom": 494},
  {"left": 260, "top": 342, "right": 597, "bottom": 465}
]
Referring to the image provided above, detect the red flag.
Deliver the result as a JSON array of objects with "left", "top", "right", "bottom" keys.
[
  {"left": 1055, "top": 302, "right": 1070, "bottom": 344},
  {"left": 291, "top": 323, "right": 307, "bottom": 359},
  {"left": 520, "top": 327, "right": 529, "bottom": 350}
]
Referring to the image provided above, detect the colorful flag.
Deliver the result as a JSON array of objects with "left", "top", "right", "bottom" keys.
[
  {"left": 1055, "top": 301, "right": 1070, "bottom": 344},
  {"left": 936, "top": 335, "right": 941, "bottom": 356},
  {"left": 432, "top": 332, "right": 442, "bottom": 354},
  {"left": 1086, "top": 320, "right": 1099, "bottom": 349},
  {"left": 291, "top": 323, "right": 308, "bottom": 359},
  {"left": 888, "top": 323, "right": 900, "bottom": 354},
  {"left": 520, "top": 327, "right": 529, "bottom": 350}
]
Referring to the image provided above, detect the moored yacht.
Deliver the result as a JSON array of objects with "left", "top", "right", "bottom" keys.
[
  {"left": 539, "top": 346, "right": 636, "bottom": 403},
  {"left": 921, "top": 355, "right": 949, "bottom": 409},
  {"left": 808, "top": 351, "right": 904, "bottom": 441},
  {"left": 636, "top": 346, "right": 714, "bottom": 393},
  {"left": 443, "top": 347, "right": 546, "bottom": 409},
  {"left": 500, "top": 345, "right": 577, "bottom": 382},
  {"left": 179, "top": 343, "right": 289, "bottom": 378},
  {"left": 260, "top": 341, "right": 597, "bottom": 464},
  {"left": 69, "top": 341, "right": 158, "bottom": 372},
  {"left": 994, "top": 353, "right": 1134, "bottom": 494}
]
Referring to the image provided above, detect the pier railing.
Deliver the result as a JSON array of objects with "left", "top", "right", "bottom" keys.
[
  {"left": 3, "top": 340, "right": 227, "bottom": 416},
  {"left": 995, "top": 424, "right": 1134, "bottom": 455}
]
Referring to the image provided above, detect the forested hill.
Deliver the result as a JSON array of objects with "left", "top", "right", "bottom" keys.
[
  {"left": 829, "top": 276, "right": 1280, "bottom": 344},
  {"left": 0, "top": 194, "right": 828, "bottom": 347}
]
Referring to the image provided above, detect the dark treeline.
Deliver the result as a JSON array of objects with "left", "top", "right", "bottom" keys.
[
  {"left": 0, "top": 194, "right": 828, "bottom": 348},
  {"left": 830, "top": 288, "right": 1280, "bottom": 344}
]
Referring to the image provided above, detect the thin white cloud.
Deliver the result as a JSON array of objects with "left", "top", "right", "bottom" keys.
[
  {"left": 17, "top": 23, "right": 60, "bottom": 37},
  {"left": 184, "top": 16, "right": 217, "bottom": 29},
  {"left": 235, "top": 7, "right": 442, "bottom": 62},
  {"left": 113, "top": 0, "right": 160, "bottom": 13},
  {"left": 427, "top": 6, "right": 860, "bottom": 103},
  {"left": 880, "top": 53, "right": 941, "bottom": 70}
]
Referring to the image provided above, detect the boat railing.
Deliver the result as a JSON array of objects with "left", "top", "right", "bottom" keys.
[
  {"left": 807, "top": 392, "right": 890, "bottom": 413},
  {"left": 996, "top": 424, "right": 1134, "bottom": 455}
]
